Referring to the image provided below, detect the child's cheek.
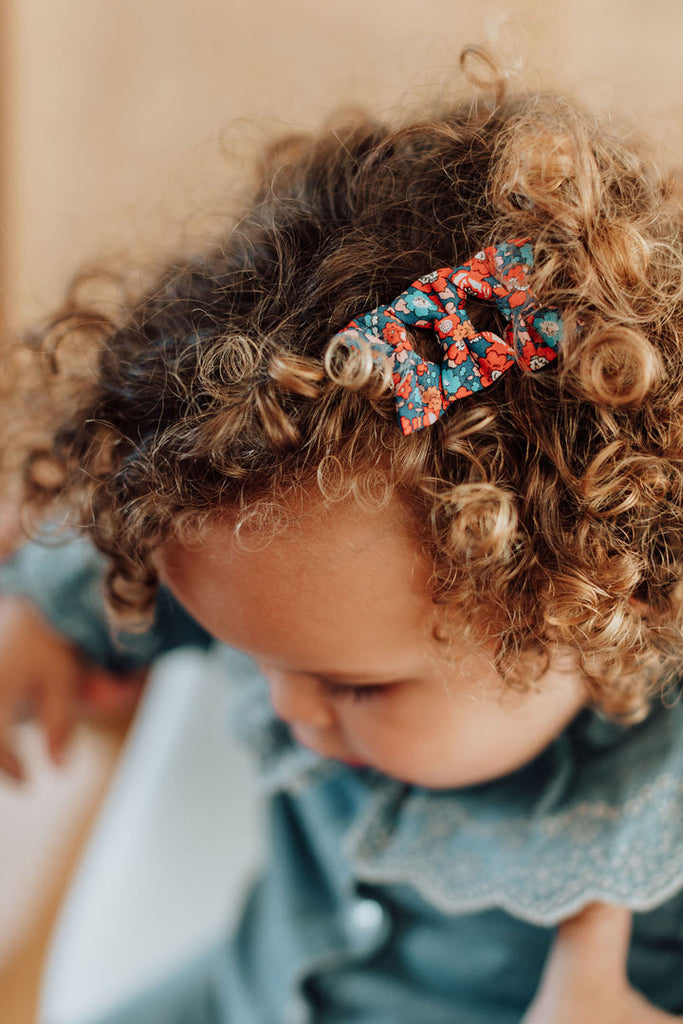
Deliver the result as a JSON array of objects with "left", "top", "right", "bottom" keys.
[{"left": 340, "top": 695, "right": 410, "bottom": 750}]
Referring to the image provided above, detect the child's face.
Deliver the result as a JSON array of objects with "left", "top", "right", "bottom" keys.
[{"left": 157, "top": 496, "right": 586, "bottom": 789}]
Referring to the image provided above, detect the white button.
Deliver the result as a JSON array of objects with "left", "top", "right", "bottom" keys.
[
  {"left": 283, "top": 995, "right": 310, "bottom": 1024},
  {"left": 347, "top": 897, "right": 385, "bottom": 937}
]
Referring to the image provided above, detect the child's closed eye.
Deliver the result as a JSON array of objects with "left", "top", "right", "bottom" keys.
[{"left": 317, "top": 677, "right": 395, "bottom": 703}]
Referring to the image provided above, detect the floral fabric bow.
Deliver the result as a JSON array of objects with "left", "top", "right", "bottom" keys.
[{"left": 330, "top": 238, "right": 563, "bottom": 435}]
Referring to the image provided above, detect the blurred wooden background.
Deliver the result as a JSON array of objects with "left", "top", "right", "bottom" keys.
[
  {"left": 0, "top": 1, "right": 680, "bottom": 1021},
  {"left": 2, "top": 0, "right": 682, "bottom": 331}
]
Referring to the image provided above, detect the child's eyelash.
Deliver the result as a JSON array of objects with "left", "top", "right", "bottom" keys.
[{"left": 317, "top": 678, "right": 392, "bottom": 702}]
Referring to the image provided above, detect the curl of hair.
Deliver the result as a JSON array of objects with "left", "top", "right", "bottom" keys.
[
  {"left": 563, "top": 324, "right": 662, "bottom": 407},
  {"left": 436, "top": 483, "right": 518, "bottom": 565}
]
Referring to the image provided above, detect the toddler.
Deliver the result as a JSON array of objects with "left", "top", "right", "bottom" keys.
[{"left": 2, "top": 72, "right": 683, "bottom": 1023}]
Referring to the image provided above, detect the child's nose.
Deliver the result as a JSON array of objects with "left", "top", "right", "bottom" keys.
[{"left": 265, "top": 670, "right": 334, "bottom": 729}]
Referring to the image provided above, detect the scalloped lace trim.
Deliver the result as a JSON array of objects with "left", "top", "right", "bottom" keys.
[{"left": 345, "top": 773, "right": 683, "bottom": 925}]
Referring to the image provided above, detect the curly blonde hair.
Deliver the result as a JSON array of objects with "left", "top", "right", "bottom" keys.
[{"left": 16, "top": 84, "right": 683, "bottom": 720}]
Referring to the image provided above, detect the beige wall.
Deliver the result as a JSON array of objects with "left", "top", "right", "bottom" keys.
[{"left": 3, "top": 0, "right": 682, "bottom": 328}]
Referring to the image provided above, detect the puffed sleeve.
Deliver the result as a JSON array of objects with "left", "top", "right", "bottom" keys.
[{"left": 0, "top": 532, "right": 212, "bottom": 672}]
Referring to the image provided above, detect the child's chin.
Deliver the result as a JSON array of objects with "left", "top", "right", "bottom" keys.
[
  {"left": 292, "top": 729, "right": 367, "bottom": 768},
  {"left": 334, "top": 755, "right": 367, "bottom": 768}
]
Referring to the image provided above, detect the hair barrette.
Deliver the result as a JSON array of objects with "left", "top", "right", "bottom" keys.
[{"left": 329, "top": 238, "right": 564, "bottom": 435}]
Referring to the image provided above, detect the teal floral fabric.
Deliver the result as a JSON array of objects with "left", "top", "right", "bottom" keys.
[{"left": 331, "top": 238, "right": 563, "bottom": 434}]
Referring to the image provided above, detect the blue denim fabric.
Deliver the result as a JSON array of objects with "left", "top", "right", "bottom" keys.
[{"left": 77, "top": 775, "right": 683, "bottom": 1023}]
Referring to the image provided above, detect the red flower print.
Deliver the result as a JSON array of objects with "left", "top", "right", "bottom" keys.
[
  {"left": 466, "top": 251, "right": 493, "bottom": 276},
  {"left": 421, "top": 385, "right": 443, "bottom": 415},
  {"left": 394, "top": 376, "right": 413, "bottom": 400},
  {"left": 484, "top": 346, "right": 513, "bottom": 373},
  {"left": 520, "top": 339, "right": 556, "bottom": 367},
  {"left": 453, "top": 270, "right": 494, "bottom": 301},
  {"left": 430, "top": 269, "right": 452, "bottom": 294},
  {"left": 417, "top": 268, "right": 451, "bottom": 294},
  {"left": 446, "top": 340, "right": 468, "bottom": 365},
  {"left": 507, "top": 287, "right": 528, "bottom": 309},
  {"left": 382, "top": 321, "right": 410, "bottom": 350}
]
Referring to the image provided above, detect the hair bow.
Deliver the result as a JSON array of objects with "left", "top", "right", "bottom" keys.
[{"left": 330, "top": 238, "right": 563, "bottom": 435}]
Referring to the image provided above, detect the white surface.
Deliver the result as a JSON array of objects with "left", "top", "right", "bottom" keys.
[
  {"left": 39, "top": 646, "right": 264, "bottom": 1024},
  {"left": 0, "top": 722, "right": 112, "bottom": 967}
]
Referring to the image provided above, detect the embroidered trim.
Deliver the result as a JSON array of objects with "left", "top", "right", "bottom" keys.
[{"left": 344, "top": 771, "right": 683, "bottom": 926}]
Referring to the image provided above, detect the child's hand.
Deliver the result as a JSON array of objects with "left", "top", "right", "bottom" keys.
[
  {"left": 0, "top": 594, "right": 145, "bottom": 783},
  {"left": 0, "top": 595, "right": 88, "bottom": 780},
  {"left": 523, "top": 902, "right": 683, "bottom": 1023}
]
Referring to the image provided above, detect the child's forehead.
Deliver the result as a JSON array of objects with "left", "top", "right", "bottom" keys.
[
  {"left": 161, "top": 494, "right": 422, "bottom": 581},
  {"left": 159, "top": 495, "right": 429, "bottom": 612},
  {"left": 154, "top": 494, "right": 439, "bottom": 672}
]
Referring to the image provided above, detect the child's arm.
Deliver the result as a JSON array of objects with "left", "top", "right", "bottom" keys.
[
  {"left": 523, "top": 903, "right": 681, "bottom": 1023},
  {"left": 0, "top": 534, "right": 211, "bottom": 781}
]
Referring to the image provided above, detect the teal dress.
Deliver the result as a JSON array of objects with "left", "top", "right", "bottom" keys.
[{"left": 3, "top": 540, "right": 683, "bottom": 1023}]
